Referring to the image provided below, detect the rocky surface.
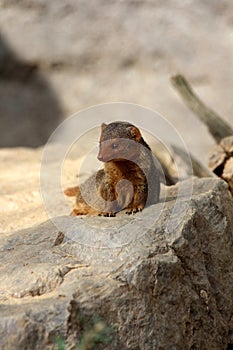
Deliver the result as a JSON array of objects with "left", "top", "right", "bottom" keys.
[
  {"left": 1, "top": 2, "right": 233, "bottom": 349},
  {"left": 0, "top": 174, "right": 233, "bottom": 349}
]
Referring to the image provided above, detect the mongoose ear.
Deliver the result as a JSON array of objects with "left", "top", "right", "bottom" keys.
[
  {"left": 127, "top": 126, "right": 141, "bottom": 141},
  {"left": 101, "top": 123, "right": 107, "bottom": 131}
]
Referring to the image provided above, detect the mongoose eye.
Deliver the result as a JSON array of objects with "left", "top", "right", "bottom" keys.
[{"left": 111, "top": 143, "right": 118, "bottom": 149}]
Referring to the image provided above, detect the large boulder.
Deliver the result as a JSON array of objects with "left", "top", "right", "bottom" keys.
[{"left": 0, "top": 176, "right": 233, "bottom": 349}]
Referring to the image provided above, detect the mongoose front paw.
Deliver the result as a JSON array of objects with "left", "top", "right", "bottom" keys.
[
  {"left": 126, "top": 207, "right": 143, "bottom": 215},
  {"left": 98, "top": 212, "right": 116, "bottom": 217}
]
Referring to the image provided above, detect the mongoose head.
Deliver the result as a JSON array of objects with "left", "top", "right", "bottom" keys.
[{"left": 97, "top": 121, "right": 150, "bottom": 163}]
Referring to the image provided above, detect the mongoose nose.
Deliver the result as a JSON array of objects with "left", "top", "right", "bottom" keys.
[{"left": 98, "top": 153, "right": 103, "bottom": 161}]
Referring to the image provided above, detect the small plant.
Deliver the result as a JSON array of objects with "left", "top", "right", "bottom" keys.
[
  {"left": 78, "top": 314, "right": 113, "bottom": 350},
  {"left": 55, "top": 336, "right": 65, "bottom": 350},
  {"left": 55, "top": 314, "right": 113, "bottom": 350}
]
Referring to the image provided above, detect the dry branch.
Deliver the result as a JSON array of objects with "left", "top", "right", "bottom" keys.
[{"left": 171, "top": 74, "right": 233, "bottom": 143}]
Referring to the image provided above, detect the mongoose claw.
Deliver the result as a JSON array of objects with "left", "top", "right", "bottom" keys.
[
  {"left": 126, "top": 207, "right": 143, "bottom": 215},
  {"left": 98, "top": 212, "right": 116, "bottom": 217},
  {"left": 105, "top": 213, "right": 116, "bottom": 217}
]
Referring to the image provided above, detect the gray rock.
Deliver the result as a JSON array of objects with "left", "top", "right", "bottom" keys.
[{"left": 0, "top": 178, "right": 233, "bottom": 349}]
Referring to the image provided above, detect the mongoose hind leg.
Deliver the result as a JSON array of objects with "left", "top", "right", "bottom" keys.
[
  {"left": 68, "top": 185, "right": 102, "bottom": 216},
  {"left": 70, "top": 203, "right": 101, "bottom": 216}
]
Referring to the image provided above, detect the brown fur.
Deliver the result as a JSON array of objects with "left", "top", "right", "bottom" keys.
[{"left": 65, "top": 121, "right": 160, "bottom": 216}]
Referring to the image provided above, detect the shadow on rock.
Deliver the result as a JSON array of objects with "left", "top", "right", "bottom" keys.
[{"left": 0, "top": 33, "right": 63, "bottom": 147}]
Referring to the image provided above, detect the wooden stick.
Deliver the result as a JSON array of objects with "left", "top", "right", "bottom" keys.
[
  {"left": 171, "top": 74, "right": 233, "bottom": 143},
  {"left": 171, "top": 145, "right": 214, "bottom": 179}
]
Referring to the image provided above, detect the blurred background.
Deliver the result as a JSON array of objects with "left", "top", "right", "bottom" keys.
[{"left": 0, "top": 0, "right": 232, "bottom": 162}]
